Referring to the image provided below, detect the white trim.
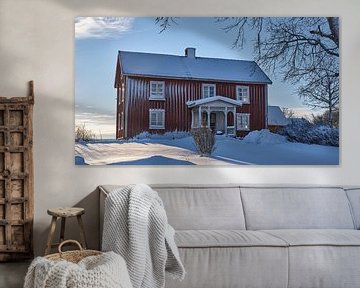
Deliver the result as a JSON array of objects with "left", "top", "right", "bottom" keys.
[
  {"left": 149, "top": 109, "right": 165, "bottom": 129},
  {"left": 236, "top": 113, "right": 250, "bottom": 131},
  {"left": 149, "top": 81, "right": 165, "bottom": 100},
  {"left": 224, "top": 107, "right": 228, "bottom": 135},
  {"left": 117, "top": 112, "right": 121, "bottom": 131},
  {"left": 198, "top": 106, "right": 202, "bottom": 128},
  {"left": 236, "top": 85, "right": 250, "bottom": 104},
  {"left": 120, "top": 112, "right": 124, "bottom": 130},
  {"left": 233, "top": 106, "right": 237, "bottom": 131},
  {"left": 202, "top": 83, "right": 216, "bottom": 98},
  {"left": 121, "top": 82, "right": 125, "bottom": 103},
  {"left": 187, "top": 96, "right": 242, "bottom": 108},
  {"left": 207, "top": 107, "right": 210, "bottom": 127},
  {"left": 191, "top": 110, "right": 194, "bottom": 128}
]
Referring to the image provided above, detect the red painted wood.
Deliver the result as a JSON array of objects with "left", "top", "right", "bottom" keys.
[{"left": 116, "top": 76, "right": 267, "bottom": 139}]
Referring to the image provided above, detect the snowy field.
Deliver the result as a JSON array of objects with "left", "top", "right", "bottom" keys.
[{"left": 75, "top": 131, "right": 339, "bottom": 165}]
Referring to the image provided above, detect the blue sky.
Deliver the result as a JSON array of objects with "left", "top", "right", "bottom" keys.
[{"left": 75, "top": 17, "right": 319, "bottom": 139}]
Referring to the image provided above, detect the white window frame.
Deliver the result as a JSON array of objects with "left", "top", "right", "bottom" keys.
[
  {"left": 150, "top": 81, "right": 165, "bottom": 100},
  {"left": 202, "top": 84, "right": 216, "bottom": 98},
  {"left": 149, "top": 109, "right": 165, "bottom": 129},
  {"left": 236, "top": 85, "right": 250, "bottom": 104},
  {"left": 236, "top": 113, "right": 250, "bottom": 131}
]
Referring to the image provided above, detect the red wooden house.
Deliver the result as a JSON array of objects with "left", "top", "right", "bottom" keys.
[{"left": 114, "top": 48, "right": 272, "bottom": 139}]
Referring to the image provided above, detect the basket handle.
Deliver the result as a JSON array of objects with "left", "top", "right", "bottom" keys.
[{"left": 58, "top": 240, "right": 83, "bottom": 255}]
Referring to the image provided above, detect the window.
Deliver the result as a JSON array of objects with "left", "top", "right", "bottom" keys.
[
  {"left": 236, "top": 86, "right": 250, "bottom": 103},
  {"left": 149, "top": 109, "right": 165, "bottom": 129},
  {"left": 150, "top": 81, "right": 165, "bottom": 100},
  {"left": 236, "top": 113, "right": 250, "bottom": 131},
  {"left": 202, "top": 84, "right": 216, "bottom": 98}
]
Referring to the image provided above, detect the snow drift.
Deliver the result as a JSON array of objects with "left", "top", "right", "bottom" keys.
[{"left": 243, "top": 129, "right": 287, "bottom": 144}]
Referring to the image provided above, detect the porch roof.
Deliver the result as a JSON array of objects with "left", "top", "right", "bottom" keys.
[{"left": 186, "top": 96, "right": 242, "bottom": 108}]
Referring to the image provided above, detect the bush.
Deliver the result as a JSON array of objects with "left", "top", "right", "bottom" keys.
[
  {"left": 191, "top": 127, "right": 216, "bottom": 156},
  {"left": 278, "top": 118, "right": 339, "bottom": 147},
  {"left": 75, "top": 123, "right": 96, "bottom": 142},
  {"left": 308, "top": 125, "right": 339, "bottom": 146}
]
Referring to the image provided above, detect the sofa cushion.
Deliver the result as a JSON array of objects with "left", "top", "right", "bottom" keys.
[
  {"left": 261, "top": 230, "right": 360, "bottom": 288},
  {"left": 262, "top": 229, "right": 360, "bottom": 246},
  {"left": 100, "top": 185, "right": 246, "bottom": 230},
  {"left": 154, "top": 186, "right": 246, "bottom": 230},
  {"left": 241, "top": 187, "right": 355, "bottom": 230},
  {"left": 287, "top": 246, "right": 360, "bottom": 288},
  {"left": 175, "top": 230, "right": 288, "bottom": 248},
  {"left": 165, "top": 246, "right": 288, "bottom": 288}
]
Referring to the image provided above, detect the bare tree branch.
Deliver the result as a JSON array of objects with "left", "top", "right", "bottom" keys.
[
  {"left": 154, "top": 17, "right": 340, "bottom": 126},
  {"left": 155, "top": 17, "right": 178, "bottom": 33}
]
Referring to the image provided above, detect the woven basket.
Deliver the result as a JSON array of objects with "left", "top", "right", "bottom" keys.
[{"left": 45, "top": 240, "right": 102, "bottom": 263}]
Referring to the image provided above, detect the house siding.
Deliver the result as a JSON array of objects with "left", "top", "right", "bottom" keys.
[{"left": 116, "top": 76, "right": 267, "bottom": 139}]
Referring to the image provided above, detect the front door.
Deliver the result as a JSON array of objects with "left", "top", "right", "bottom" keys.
[{"left": 210, "top": 112, "right": 216, "bottom": 131}]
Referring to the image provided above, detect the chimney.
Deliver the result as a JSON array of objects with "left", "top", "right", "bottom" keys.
[{"left": 185, "top": 47, "right": 196, "bottom": 58}]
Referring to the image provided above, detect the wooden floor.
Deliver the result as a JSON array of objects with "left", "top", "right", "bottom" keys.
[{"left": 0, "top": 261, "right": 30, "bottom": 288}]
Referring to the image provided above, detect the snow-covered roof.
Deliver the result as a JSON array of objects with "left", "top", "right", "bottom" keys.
[
  {"left": 118, "top": 50, "right": 272, "bottom": 84},
  {"left": 268, "top": 106, "right": 290, "bottom": 126},
  {"left": 186, "top": 96, "right": 242, "bottom": 108}
]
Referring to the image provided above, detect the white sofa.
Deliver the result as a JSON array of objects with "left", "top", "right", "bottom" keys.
[{"left": 99, "top": 185, "right": 360, "bottom": 288}]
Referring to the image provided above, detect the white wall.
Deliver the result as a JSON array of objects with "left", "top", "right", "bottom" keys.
[{"left": 0, "top": 0, "right": 359, "bottom": 256}]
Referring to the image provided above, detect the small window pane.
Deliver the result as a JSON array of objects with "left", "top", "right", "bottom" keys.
[
  {"left": 236, "top": 86, "right": 249, "bottom": 103},
  {"left": 150, "top": 81, "right": 165, "bottom": 99},
  {"left": 149, "top": 110, "right": 165, "bottom": 129},
  {"left": 202, "top": 84, "right": 215, "bottom": 98},
  {"left": 150, "top": 113, "right": 157, "bottom": 125},
  {"left": 236, "top": 113, "right": 250, "bottom": 131},
  {"left": 209, "top": 87, "right": 215, "bottom": 97}
]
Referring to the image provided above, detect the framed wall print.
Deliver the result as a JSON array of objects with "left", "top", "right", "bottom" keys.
[{"left": 75, "top": 17, "right": 339, "bottom": 165}]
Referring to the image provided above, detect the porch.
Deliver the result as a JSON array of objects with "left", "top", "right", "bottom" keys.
[{"left": 187, "top": 96, "right": 242, "bottom": 136}]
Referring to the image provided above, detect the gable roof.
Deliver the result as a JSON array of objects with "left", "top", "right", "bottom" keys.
[
  {"left": 186, "top": 96, "right": 242, "bottom": 108},
  {"left": 118, "top": 50, "right": 272, "bottom": 84},
  {"left": 268, "top": 106, "right": 290, "bottom": 126}
]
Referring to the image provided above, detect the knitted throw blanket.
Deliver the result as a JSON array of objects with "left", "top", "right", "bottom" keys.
[
  {"left": 102, "top": 184, "right": 185, "bottom": 288},
  {"left": 24, "top": 251, "right": 133, "bottom": 288}
]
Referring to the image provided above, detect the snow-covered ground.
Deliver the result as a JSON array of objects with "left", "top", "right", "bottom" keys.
[{"left": 75, "top": 131, "right": 339, "bottom": 165}]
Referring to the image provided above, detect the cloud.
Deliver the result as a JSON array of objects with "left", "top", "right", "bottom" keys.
[
  {"left": 75, "top": 17, "right": 134, "bottom": 39},
  {"left": 290, "top": 107, "right": 325, "bottom": 119},
  {"left": 75, "top": 104, "right": 116, "bottom": 139}
]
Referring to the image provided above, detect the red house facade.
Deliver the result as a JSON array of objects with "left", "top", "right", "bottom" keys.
[{"left": 115, "top": 48, "right": 272, "bottom": 139}]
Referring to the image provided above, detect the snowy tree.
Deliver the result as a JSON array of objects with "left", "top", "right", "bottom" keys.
[
  {"left": 299, "top": 72, "right": 339, "bottom": 127},
  {"left": 281, "top": 107, "right": 295, "bottom": 119}
]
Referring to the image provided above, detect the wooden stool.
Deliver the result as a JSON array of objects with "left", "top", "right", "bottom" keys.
[{"left": 45, "top": 207, "right": 87, "bottom": 255}]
